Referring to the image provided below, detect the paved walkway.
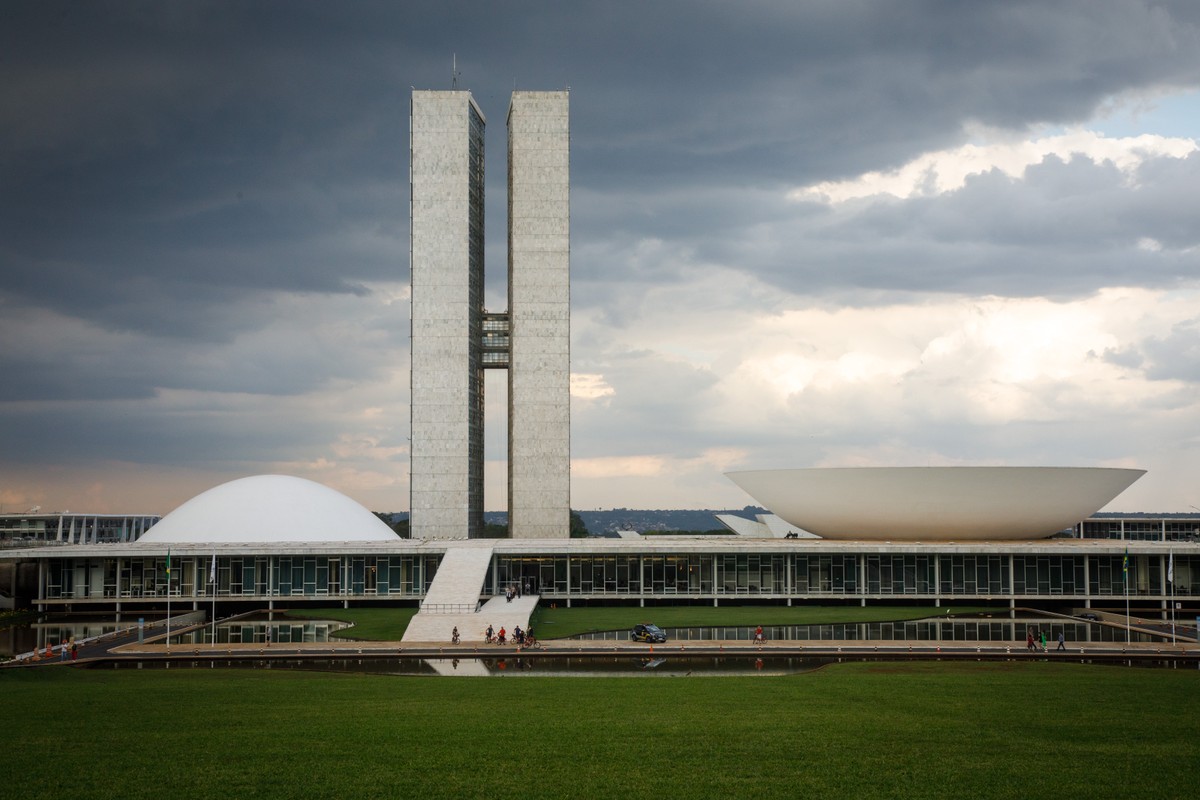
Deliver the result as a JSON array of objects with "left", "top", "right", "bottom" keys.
[
  {"left": 8, "top": 622, "right": 1197, "bottom": 670},
  {"left": 402, "top": 594, "right": 539, "bottom": 644},
  {"left": 36, "top": 636, "right": 1197, "bottom": 663}
]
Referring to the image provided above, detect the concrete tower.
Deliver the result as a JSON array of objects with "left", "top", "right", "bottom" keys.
[
  {"left": 409, "top": 88, "right": 569, "bottom": 539},
  {"left": 507, "top": 91, "right": 570, "bottom": 539},
  {"left": 409, "top": 91, "right": 486, "bottom": 539}
]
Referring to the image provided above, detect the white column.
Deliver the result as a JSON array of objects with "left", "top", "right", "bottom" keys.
[
  {"left": 933, "top": 554, "right": 941, "bottom": 608},
  {"left": 37, "top": 558, "right": 46, "bottom": 611},
  {"left": 1083, "top": 555, "right": 1092, "bottom": 608}
]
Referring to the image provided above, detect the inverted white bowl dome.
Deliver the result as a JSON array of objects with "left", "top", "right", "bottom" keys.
[
  {"left": 140, "top": 475, "right": 399, "bottom": 543},
  {"left": 725, "top": 467, "right": 1145, "bottom": 541}
]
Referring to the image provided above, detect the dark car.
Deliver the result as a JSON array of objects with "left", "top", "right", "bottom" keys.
[
  {"left": 631, "top": 623, "right": 667, "bottom": 643},
  {"left": 1078, "top": 612, "right": 1100, "bottom": 621}
]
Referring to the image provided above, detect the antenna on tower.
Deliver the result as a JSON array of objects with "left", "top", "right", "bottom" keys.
[{"left": 452, "top": 53, "right": 460, "bottom": 89}]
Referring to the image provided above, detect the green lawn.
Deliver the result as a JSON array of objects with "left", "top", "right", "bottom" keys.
[
  {"left": 283, "top": 606, "right": 418, "bottom": 640},
  {"left": 531, "top": 604, "right": 998, "bottom": 638},
  {"left": 1, "top": 662, "right": 1194, "bottom": 799}
]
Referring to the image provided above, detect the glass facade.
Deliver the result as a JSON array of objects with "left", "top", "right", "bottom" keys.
[
  {"left": 793, "top": 554, "right": 858, "bottom": 594},
  {"left": 1087, "top": 554, "right": 1163, "bottom": 596},
  {"left": 939, "top": 555, "right": 1007, "bottom": 596},
  {"left": 43, "top": 554, "right": 441, "bottom": 600},
  {"left": 488, "top": 550, "right": 1194, "bottom": 603},
  {"left": 866, "top": 555, "right": 933, "bottom": 595},
  {"left": 33, "top": 548, "right": 1200, "bottom": 606},
  {"left": 1012, "top": 555, "right": 1084, "bottom": 596},
  {"left": 481, "top": 313, "right": 510, "bottom": 368},
  {"left": 1079, "top": 517, "right": 1200, "bottom": 542}
]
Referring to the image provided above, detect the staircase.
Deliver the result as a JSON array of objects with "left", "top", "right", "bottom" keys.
[{"left": 402, "top": 546, "right": 538, "bottom": 643}]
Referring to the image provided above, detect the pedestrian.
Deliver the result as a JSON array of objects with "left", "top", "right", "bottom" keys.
[
  {"left": 1039, "top": 630, "right": 1047, "bottom": 652},
  {"left": 265, "top": 626, "right": 271, "bottom": 647},
  {"left": 516, "top": 583, "right": 521, "bottom": 599},
  {"left": 70, "top": 641, "right": 78, "bottom": 661},
  {"left": 60, "top": 640, "right": 68, "bottom": 661},
  {"left": 486, "top": 624, "right": 494, "bottom": 643},
  {"left": 1026, "top": 629, "right": 1035, "bottom": 652},
  {"left": 754, "top": 625, "right": 764, "bottom": 643},
  {"left": 451, "top": 626, "right": 460, "bottom": 645},
  {"left": 1056, "top": 631, "right": 1066, "bottom": 651}
]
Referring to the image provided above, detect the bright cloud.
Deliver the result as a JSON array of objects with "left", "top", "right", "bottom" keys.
[
  {"left": 790, "top": 129, "right": 1198, "bottom": 204},
  {"left": 573, "top": 455, "right": 667, "bottom": 478},
  {"left": 719, "top": 289, "right": 1187, "bottom": 421},
  {"left": 570, "top": 373, "right": 615, "bottom": 399}
]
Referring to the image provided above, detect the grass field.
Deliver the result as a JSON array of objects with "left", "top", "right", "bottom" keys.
[
  {"left": 283, "top": 607, "right": 418, "bottom": 640},
  {"left": 530, "top": 604, "right": 998, "bottom": 638},
  {"left": 282, "top": 604, "right": 995, "bottom": 641},
  {"left": 3, "top": 662, "right": 1194, "bottom": 799}
]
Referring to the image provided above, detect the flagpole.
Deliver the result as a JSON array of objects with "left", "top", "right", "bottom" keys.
[
  {"left": 1123, "top": 547, "right": 1129, "bottom": 646},
  {"left": 1169, "top": 547, "right": 1176, "bottom": 645},
  {"left": 165, "top": 548, "right": 171, "bottom": 653}
]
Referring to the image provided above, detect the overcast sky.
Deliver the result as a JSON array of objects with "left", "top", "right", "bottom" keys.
[{"left": 3, "top": 1, "right": 1199, "bottom": 516}]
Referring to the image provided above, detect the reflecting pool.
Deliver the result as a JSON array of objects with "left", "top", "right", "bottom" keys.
[
  {"left": 100, "top": 654, "right": 834, "bottom": 677},
  {"left": 573, "top": 618, "right": 1159, "bottom": 644},
  {"left": 168, "top": 615, "right": 350, "bottom": 646}
]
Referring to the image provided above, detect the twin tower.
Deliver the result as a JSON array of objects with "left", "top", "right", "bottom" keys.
[{"left": 409, "top": 90, "right": 570, "bottom": 539}]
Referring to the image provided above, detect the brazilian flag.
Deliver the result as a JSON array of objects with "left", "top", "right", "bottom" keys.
[
  {"left": 166, "top": 549, "right": 171, "bottom": 580},
  {"left": 1122, "top": 548, "right": 1128, "bottom": 581}
]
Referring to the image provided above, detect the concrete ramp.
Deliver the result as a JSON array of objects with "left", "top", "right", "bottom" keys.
[{"left": 419, "top": 546, "right": 494, "bottom": 611}]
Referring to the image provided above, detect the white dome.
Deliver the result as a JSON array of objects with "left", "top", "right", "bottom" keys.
[
  {"left": 726, "top": 467, "right": 1145, "bottom": 541},
  {"left": 140, "top": 475, "right": 399, "bottom": 543}
]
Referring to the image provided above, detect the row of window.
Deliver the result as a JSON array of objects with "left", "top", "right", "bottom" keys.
[
  {"left": 1, "top": 516, "right": 158, "bottom": 545},
  {"left": 38, "top": 552, "right": 1200, "bottom": 601},
  {"left": 492, "top": 553, "right": 1199, "bottom": 598},
  {"left": 1079, "top": 520, "right": 1200, "bottom": 541},
  {"left": 43, "top": 555, "right": 441, "bottom": 600}
]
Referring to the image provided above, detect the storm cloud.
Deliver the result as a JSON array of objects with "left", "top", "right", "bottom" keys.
[{"left": 2, "top": 1, "right": 1199, "bottom": 513}]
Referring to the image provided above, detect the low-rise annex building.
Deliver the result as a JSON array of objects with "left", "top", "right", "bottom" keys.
[{"left": 1, "top": 473, "right": 1197, "bottom": 626}]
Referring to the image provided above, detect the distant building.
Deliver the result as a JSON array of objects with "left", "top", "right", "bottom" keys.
[
  {"left": 0, "top": 512, "right": 158, "bottom": 546},
  {"left": 0, "top": 511, "right": 158, "bottom": 610},
  {"left": 715, "top": 513, "right": 817, "bottom": 538}
]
